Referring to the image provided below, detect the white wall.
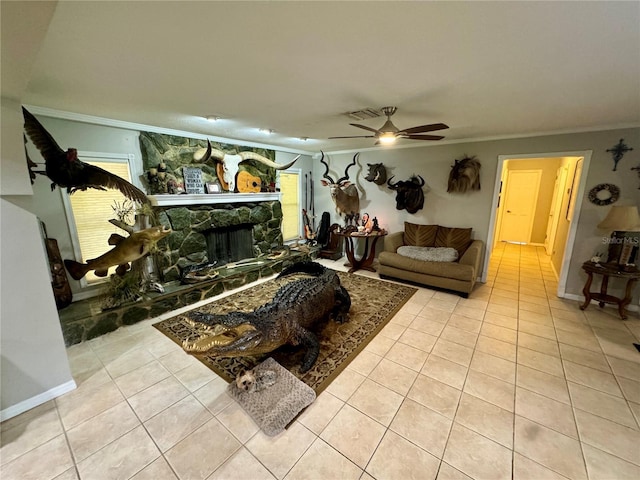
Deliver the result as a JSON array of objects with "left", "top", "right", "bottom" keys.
[
  {"left": 315, "top": 127, "right": 640, "bottom": 304},
  {"left": 0, "top": 2, "right": 76, "bottom": 420},
  {"left": 0, "top": 199, "right": 76, "bottom": 419}
]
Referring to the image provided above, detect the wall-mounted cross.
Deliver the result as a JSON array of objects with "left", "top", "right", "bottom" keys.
[{"left": 606, "top": 138, "right": 633, "bottom": 171}]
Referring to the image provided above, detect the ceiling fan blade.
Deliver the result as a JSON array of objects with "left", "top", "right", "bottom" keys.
[
  {"left": 397, "top": 123, "right": 449, "bottom": 135},
  {"left": 328, "top": 135, "right": 376, "bottom": 139},
  {"left": 403, "top": 134, "right": 446, "bottom": 141},
  {"left": 349, "top": 123, "right": 381, "bottom": 134}
]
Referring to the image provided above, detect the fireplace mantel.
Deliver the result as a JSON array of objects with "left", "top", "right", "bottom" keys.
[{"left": 148, "top": 192, "right": 280, "bottom": 207}]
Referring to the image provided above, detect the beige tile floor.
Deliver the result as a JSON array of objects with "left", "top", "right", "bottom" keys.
[{"left": 2, "top": 243, "right": 640, "bottom": 479}]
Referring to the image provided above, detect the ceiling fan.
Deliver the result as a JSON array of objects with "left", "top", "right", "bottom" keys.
[{"left": 329, "top": 106, "right": 448, "bottom": 145}]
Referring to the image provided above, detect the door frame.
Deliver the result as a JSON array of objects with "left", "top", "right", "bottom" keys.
[
  {"left": 545, "top": 165, "right": 568, "bottom": 256},
  {"left": 498, "top": 169, "right": 542, "bottom": 244},
  {"left": 484, "top": 151, "right": 592, "bottom": 297}
]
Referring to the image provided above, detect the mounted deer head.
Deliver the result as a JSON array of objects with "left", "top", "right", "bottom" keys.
[{"left": 320, "top": 151, "right": 360, "bottom": 225}]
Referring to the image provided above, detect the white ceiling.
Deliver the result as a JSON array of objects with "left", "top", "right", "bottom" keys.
[{"left": 5, "top": 1, "right": 640, "bottom": 154}]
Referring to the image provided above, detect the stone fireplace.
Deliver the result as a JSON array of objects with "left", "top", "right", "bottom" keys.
[{"left": 153, "top": 195, "right": 284, "bottom": 282}]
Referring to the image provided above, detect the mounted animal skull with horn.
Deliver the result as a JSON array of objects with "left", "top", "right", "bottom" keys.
[
  {"left": 194, "top": 140, "right": 300, "bottom": 192},
  {"left": 387, "top": 175, "right": 426, "bottom": 214},
  {"left": 320, "top": 151, "right": 360, "bottom": 225}
]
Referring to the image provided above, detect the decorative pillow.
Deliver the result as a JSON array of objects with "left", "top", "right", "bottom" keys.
[
  {"left": 404, "top": 222, "right": 438, "bottom": 247},
  {"left": 397, "top": 246, "right": 459, "bottom": 263},
  {"left": 434, "top": 226, "right": 472, "bottom": 256}
]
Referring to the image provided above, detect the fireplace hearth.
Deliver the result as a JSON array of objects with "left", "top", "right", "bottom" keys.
[{"left": 155, "top": 200, "right": 284, "bottom": 282}]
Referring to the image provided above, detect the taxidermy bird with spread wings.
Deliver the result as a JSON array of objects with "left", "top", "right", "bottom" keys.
[{"left": 22, "top": 107, "right": 149, "bottom": 204}]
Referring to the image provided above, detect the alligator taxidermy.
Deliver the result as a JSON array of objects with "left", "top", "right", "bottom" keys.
[{"left": 183, "top": 261, "right": 351, "bottom": 372}]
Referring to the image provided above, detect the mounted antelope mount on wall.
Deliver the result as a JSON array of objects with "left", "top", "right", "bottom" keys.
[
  {"left": 364, "top": 163, "right": 387, "bottom": 185},
  {"left": 320, "top": 151, "right": 361, "bottom": 225},
  {"left": 387, "top": 175, "right": 426, "bottom": 214},
  {"left": 447, "top": 155, "right": 481, "bottom": 194}
]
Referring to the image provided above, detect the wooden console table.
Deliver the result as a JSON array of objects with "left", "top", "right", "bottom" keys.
[
  {"left": 336, "top": 231, "right": 387, "bottom": 273},
  {"left": 580, "top": 261, "right": 640, "bottom": 320}
]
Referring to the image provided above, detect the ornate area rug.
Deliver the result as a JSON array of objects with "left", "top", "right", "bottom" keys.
[{"left": 154, "top": 270, "right": 417, "bottom": 394}]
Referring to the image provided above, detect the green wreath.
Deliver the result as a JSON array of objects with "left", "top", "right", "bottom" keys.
[{"left": 588, "top": 183, "right": 620, "bottom": 206}]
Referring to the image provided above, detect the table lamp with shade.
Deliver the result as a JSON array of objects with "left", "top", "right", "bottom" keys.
[{"left": 597, "top": 205, "right": 640, "bottom": 267}]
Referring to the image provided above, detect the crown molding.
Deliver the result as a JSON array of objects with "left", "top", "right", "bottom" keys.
[{"left": 22, "top": 105, "right": 314, "bottom": 156}]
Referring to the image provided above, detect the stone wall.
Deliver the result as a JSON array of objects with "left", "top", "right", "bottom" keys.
[
  {"left": 155, "top": 201, "right": 283, "bottom": 281},
  {"left": 139, "top": 131, "right": 277, "bottom": 194}
]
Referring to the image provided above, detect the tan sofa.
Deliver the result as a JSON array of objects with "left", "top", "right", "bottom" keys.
[{"left": 378, "top": 222, "right": 484, "bottom": 297}]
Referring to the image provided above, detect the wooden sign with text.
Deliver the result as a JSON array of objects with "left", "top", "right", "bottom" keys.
[{"left": 183, "top": 167, "right": 205, "bottom": 194}]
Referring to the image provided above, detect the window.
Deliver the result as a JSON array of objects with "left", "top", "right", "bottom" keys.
[
  {"left": 279, "top": 170, "right": 301, "bottom": 242},
  {"left": 63, "top": 153, "right": 138, "bottom": 285}
]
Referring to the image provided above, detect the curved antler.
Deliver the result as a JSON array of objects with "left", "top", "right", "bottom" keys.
[
  {"left": 319, "top": 151, "right": 336, "bottom": 184},
  {"left": 337, "top": 152, "right": 359, "bottom": 184},
  {"left": 387, "top": 176, "right": 398, "bottom": 189},
  {"left": 193, "top": 140, "right": 224, "bottom": 162},
  {"left": 416, "top": 175, "right": 425, "bottom": 187},
  {"left": 238, "top": 152, "right": 300, "bottom": 170}
]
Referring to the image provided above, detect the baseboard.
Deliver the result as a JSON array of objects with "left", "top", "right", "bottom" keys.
[
  {"left": 562, "top": 293, "right": 639, "bottom": 313},
  {"left": 0, "top": 380, "right": 77, "bottom": 422}
]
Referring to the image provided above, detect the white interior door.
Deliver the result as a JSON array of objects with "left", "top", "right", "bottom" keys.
[{"left": 499, "top": 170, "right": 542, "bottom": 244}]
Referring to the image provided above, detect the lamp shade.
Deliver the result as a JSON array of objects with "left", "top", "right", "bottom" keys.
[{"left": 597, "top": 206, "right": 640, "bottom": 231}]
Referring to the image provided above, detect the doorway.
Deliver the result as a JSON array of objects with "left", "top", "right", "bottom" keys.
[
  {"left": 497, "top": 169, "right": 542, "bottom": 244},
  {"left": 486, "top": 152, "right": 591, "bottom": 297}
]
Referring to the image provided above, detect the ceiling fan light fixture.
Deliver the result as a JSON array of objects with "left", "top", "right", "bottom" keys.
[{"left": 378, "top": 133, "right": 397, "bottom": 145}]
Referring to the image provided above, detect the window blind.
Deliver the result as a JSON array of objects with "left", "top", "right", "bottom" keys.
[{"left": 68, "top": 160, "right": 135, "bottom": 283}]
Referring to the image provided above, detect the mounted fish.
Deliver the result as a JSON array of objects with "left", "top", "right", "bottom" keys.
[
  {"left": 22, "top": 107, "right": 149, "bottom": 204},
  {"left": 64, "top": 221, "right": 171, "bottom": 280},
  {"left": 448, "top": 155, "right": 481, "bottom": 193}
]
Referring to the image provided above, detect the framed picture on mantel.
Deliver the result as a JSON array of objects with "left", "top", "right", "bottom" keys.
[{"left": 206, "top": 183, "right": 221, "bottom": 194}]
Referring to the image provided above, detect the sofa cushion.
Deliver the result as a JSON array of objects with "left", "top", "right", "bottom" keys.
[
  {"left": 378, "top": 252, "right": 474, "bottom": 282},
  {"left": 435, "top": 226, "right": 472, "bottom": 255},
  {"left": 397, "top": 246, "right": 459, "bottom": 263},
  {"left": 404, "top": 222, "right": 438, "bottom": 247}
]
